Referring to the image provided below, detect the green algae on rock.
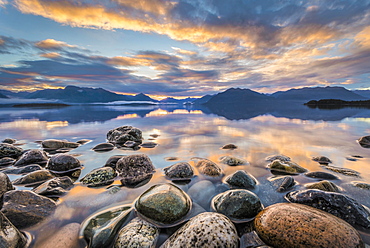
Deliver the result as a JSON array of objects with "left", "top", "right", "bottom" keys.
[
  {"left": 254, "top": 203, "right": 364, "bottom": 248},
  {"left": 0, "top": 143, "right": 23, "bottom": 159},
  {"left": 80, "top": 167, "right": 117, "bottom": 187},
  {"left": 323, "top": 165, "right": 360, "bottom": 177},
  {"left": 268, "top": 159, "right": 307, "bottom": 175},
  {"left": 305, "top": 180, "right": 340, "bottom": 192},
  {"left": 219, "top": 156, "right": 249, "bottom": 166},
  {"left": 135, "top": 183, "right": 191, "bottom": 226}
]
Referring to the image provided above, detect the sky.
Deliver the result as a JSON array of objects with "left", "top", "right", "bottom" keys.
[{"left": 1, "top": 0, "right": 370, "bottom": 98}]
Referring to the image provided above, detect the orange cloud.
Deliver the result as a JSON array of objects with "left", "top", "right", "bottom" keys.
[
  {"left": 0, "top": 38, "right": 4, "bottom": 45},
  {"left": 35, "top": 38, "right": 74, "bottom": 49},
  {"left": 40, "top": 52, "right": 61, "bottom": 58}
]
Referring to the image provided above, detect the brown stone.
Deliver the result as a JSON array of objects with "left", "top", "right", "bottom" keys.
[{"left": 254, "top": 203, "right": 364, "bottom": 248}]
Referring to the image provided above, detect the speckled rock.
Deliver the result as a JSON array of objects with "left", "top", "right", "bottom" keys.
[
  {"left": 2, "top": 138, "right": 16, "bottom": 144},
  {"left": 106, "top": 126, "right": 143, "bottom": 145},
  {"left": 14, "top": 149, "right": 49, "bottom": 167},
  {"left": 135, "top": 183, "right": 191, "bottom": 226},
  {"left": 0, "top": 211, "right": 27, "bottom": 248},
  {"left": 324, "top": 165, "right": 360, "bottom": 177},
  {"left": 2, "top": 190, "right": 56, "bottom": 229},
  {"left": 80, "top": 204, "right": 132, "bottom": 248},
  {"left": 312, "top": 156, "right": 332, "bottom": 165},
  {"left": 268, "top": 159, "right": 307, "bottom": 175},
  {"left": 269, "top": 176, "right": 295, "bottom": 192},
  {"left": 36, "top": 222, "right": 80, "bottom": 248},
  {"left": 285, "top": 189, "right": 370, "bottom": 228},
  {"left": 0, "top": 157, "right": 16, "bottom": 166},
  {"left": 114, "top": 217, "right": 159, "bottom": 248},
  {"left": 32, "top": 176, "right": 74, "bottom": 197},
  {"left": 225, "top": 170, "right": 257, "bottom": 189},
  {"left": 219, "top": 156, "right": 249, "bottom": 166},
  {"left": 358, "top": 135, "right": 370, "bottom": 148},
  {"left": 254, "top": 203, "right": 364, "bottom": 248},
  {"left": 188, "top": 180, "right": 216, "bottom": 210},
  {"left": 116, "top": 154, "right": 155, "bottom": 186},
  {"left": 265, "top": 154, "right": 290, "bottom": 162},
  {"left": 0, "top": 172, "right": 14, "bottom": 198},
  {"left": 2, "top": 164, "right": 42, "bottom": 175},
  {"left": 305, "top": 180, "right": 340, "bottom": 192},
  {"left": 80, "top": 167, "right": 117, "bottom": 187},
  {"left": 221, "top": 144, "right": 237, "bottom": 149},
  {"left": 194, "top": 158, "right": 223, "bottom": 177},
  {"left": 304, "top": 171, "right": 338, "bottom": 180},
  {"left": 46, "top": 154, "right": 82, "bottom": 173},
  {"left": 351, "top": 181, "right": 370, "bottom": 190},
  {"left": 104, "top": 155, "right": 126, "bottom": 170},
  {"left": 212, "top": 189, "right": 263, "bottom": 221},
  {"left": 12, "top": 170, "right": 55, "bottom": 186},
  {"left": 92, "top": 143, "right": 115, "bottom": 152},
  {"left": 0, "top": 143, "right": 23, "bottom": 159},
  {"left": 160, "top": 212, "right": 239, "bottom": 248},
  {"left": 163, "top": 162, "right": 194, "bottom": 180}
]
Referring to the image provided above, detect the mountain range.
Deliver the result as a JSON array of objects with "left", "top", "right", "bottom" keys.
[{"left": 0, "top": 85, "right": 369, "bottom": 105}]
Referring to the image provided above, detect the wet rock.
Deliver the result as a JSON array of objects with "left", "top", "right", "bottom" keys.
[
  {"left": 42, "top": 139, "right": 79, "bottom": 150},
  {"left": 324, "top": 165, "right": 360, "bottom": 177},
  {"left": 140, "top": 142, "right": 158, "bottom": 148},
  {"left": 225, "top": 170, "right": 257, "bottom": 189},
  {"left": 163, "top": 162, "right": 194, "bottom": 180},
  {"left": 285, "top": 189, "right": 370, "bottom": 228},
  {"left": 160, "top": 212, "right": 239, "bottom": 248},
  {"left": 254, "top": 203, "right": 364, "bottom": 248},
  {"left": 221, "top": 143, "right": 237, "bottom": 149},
  {"left": 212, "top": 189, "right": 263, "bottom": 221},
  {"left": 92, "top": 142, "right": 115, "bottom": 152},
  {"left": 0, "top": 157, "right": 16, "bottom": 166},
  {"left": 135, "top": 183, "right": 191, "bottom": 226},
  {"left": 0, "top": 143, "right": 23, "bottom": 159},
  {"left": 268, "top": 159, "right": 307, "bottom": 175},
  {"left": 2, "top": 138, "right": 16, "bottom": 144},
  {"left": 358, "top": 135, "right": 370, "bottom": 148},
  {"left": 219, "top": 156, "right": 249, "bottom": 166},
  {"left": 265, "top": 154, "right": 290, "bottom": 162},
  {"left": 269, "top": 176, "right": 295, "bottom": 192},
  {"left": 194, "top": 158, "right": 223, "bottom": 177},
  {"left": 106, "top": 126, "right": 143, "bottom": 145},
  {"left": 305, "top": 180, "right": 340, "bottom": 192},
  {"left": 304, "top": 171, "right": 339, "bottom": 180},
  {"left": 114, "top": 217, "right": 159, "bottom": 248},
  {"left": 165, "top": 157, "right": 178, "bottom": 161},
  {"left": 351, "top": 181, "right": 370, "bottom": 190},
  {"left": 12, "top": 170, "right": 55, "bottom": 187},
  {"left": 123, "top": 140, "right": 137, "bottom": 148},
  {"left": 80, "top": 167, "right": 117, "bottom": 187},
  {"left": 2, "top": 190, "right": 56, "bottom": 229},
  {"left": 76, "top": 139, "right": 92, "bottom": 145},
  {"left": 36, "top": 222, "right": 80, "bottom": 248},
  {"left": 104, "top": 155, "right": 125, "bottom": 170},
  {"left": 0, "top": 172, "right": 14, "bottom": 198},
  {"left": 2, "top": 164, "right": 42, "bottom": 175},
  {"left": 149, "top": 134, "right": 160, "bottom": 138},
  {"left": 14, "top": 149, "right": 48, "bottom": 167},
  {"left": 32, "top": 176, "right": 74, "bottom": 197},
  {"left": 0, "top": 211, "right": 27, "bottom": 248},
  {"left": 188, "top": 180, "right": 216, "bottom": 210},
  {"left": 240, "top": 231, "right": 268, "bottom": 248},
  {"left": 46, "top": 154, "right": 82, "bottom": 173},
  {"left": 80, "top": 204, "right": 132, "bottom": 248},
  {"left": 116, "top": 154, "right": 155, "bottom": 186},
  {"left": 312, "top": 156, "right": 332, "bottom": 165}
]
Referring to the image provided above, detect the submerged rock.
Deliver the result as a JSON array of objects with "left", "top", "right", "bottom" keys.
[
  {"left": 254, "top": 203, "right": 364, "bottom": 248},
  {"left": 140, "top": 142, "right": 158, "bottom": 148},
  {"left": 324, "top": 165, "right": 360, "bottom": 177},
  {"left": 163, "top": 162, "right": 194, "bottom": 180},
  {"left": 0, "top": 211, "right": 27, "bottom": 248},
  {"left": 225, "top": 170, "right": 257, "bottom": 189},
  {"left": 211, "top": 189, "right": 263, "bottom": 221},
  {"left": 285, "top": 189, "right": 370, "bottom": 228},
  {"left": 3, "top": 164, "right": 42, "bottom": 175},
  {"left": 188, "top": 180, "right": 216, "bottom": 210},
  {"left": 268, "top": 159, "right": 307, "bottom": 175},
  {"left": 42, "top": 139, "right": 79, "bottom": 151},
  {"left": 265, "top": 154, "right": 290, "bottom": 162},
  {"left": 0, "top": 143, "right": 23, "bottom": 159},
  {"left": 2, "top": 138, "right": 16, "bottom": 144},
  {"left": 12, "top": 170, "right": 54, "bottom": 187},
  {"left": 358, "top": 135, "right": 370, "bottom": 148},
  {"left": 194, "top": 158, "right": 223, "bottom": 177},
  {"left": 92, "top": 143, "right": 115, "bottom": 152},
  {"left": 269, "top": 176, "right": 295, "bottom": 192},
  {"left": 312, "top": 156, "right": 332, "bottom": 165},
  {"left": 106, "top": 126, "right": 143, "bottom": 145},
  {"left": 0, "top": 157, "right": 16, "bottom": 167},
  {"left": 14, "top": 149, "right": 49, "bottom": 167},
  {"left": 46, "top": 154, "right": 82, "bottom": 173},
  {"left": 116, "top": 154, "right": 155, "bottom": 186},
  {"left": 32, "top": 176, "right": 74, "bottom": 197},
  {"left": 36, "top": 222, "right": 80, "bottom": 248},
  {"left": 160, "top": 212, "right": 239, "bottom": 248},
  {"left": 80, "top": 167, "right": 117, "bottom": 187},
  {"left": 221, "top": 144, "right": 237, "bottom": 149},
  {"left": 304, "top": 171, "right": 339, "bottom": 180},
  {"left": 135, "top": 183, "right": 191, "bottom": 226},
  {"left": 351, "top": 181, "right": 370, "bottom": 190},
  {"left": 76, "top": 139, "right": 92, "bottom": 145},
  {"left": 80, "top": 204, "right": 132, "bottom": 248},
  {"left": 305, "top": 180, "right": 340, "bottom": 192},
  {"left": 114, "top": 217, "right": 159, "bottom": 248},
  {"left": 219, "top": 156, "right": 249, "bottom": 166},
  {"left": 2, "top": 190, "right": 56, "bottom": 229}
]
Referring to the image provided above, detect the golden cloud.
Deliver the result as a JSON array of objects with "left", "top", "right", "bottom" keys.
[
  {"left": 40, "top": 52, "right": 61, "bottom": 58},
  {"left": 0, "top": 38, "right": 4, "bottom": 45},
  {"left": 354, "top": 26, "right": 370, "bottom": 48},
  {"left": 35, "top": 38, "right": 75, "bottom": 49}
]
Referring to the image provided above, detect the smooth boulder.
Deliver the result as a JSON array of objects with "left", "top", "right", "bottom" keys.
[
  {"left": 13, "top": 149, "right": 48, "bottom": 167},
  {"left": 116, "top": 154, "right": 155, "bottom": 186},
  {"left": 106, "top": 126, "right": 143, "bottom": 145}
]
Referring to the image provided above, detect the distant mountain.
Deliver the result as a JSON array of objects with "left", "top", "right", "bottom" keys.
[
  {"left": 0, "top": 93, "right": 9, "bottom": 99},
  {"left": 160, "top": 97, "right": 197, "bottom": 104},
  {"left": 26, "top": 85, "right": 155, "bottom": 103},
  {"left": 0, "top": 90, "right": 29, "bottom": 98},
  {"left": 353, "top": 90, "right": 370, "bottom": 99},
  {"left": 271, "top": 86, "right": 367, "bottom": 102},
  {"left": 192, "top": 95, "right": 213, "bottom": 105}
]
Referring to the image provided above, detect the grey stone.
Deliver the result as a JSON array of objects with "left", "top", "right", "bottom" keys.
[
  {"left": 0, "top": 211, "right": 27, "bottom": 248},
  {"left": 2, "top": 164, "right": 42, "bottom": 175},
  {"left": 0, "top": 144, "right": 23, "bottom": 159},
  {"left": 225, "top": 170, "right": 257, "bottom": 189},
  {"left": 80, "top": 167, "right": 117, "bottom": 187},
  {"left": 32, "top": 176, "right": 74, "bottom": 197},
  {"left": 46, "top": 154, "right": 82, "bottom": 172},
  {"left": 194, "top": 158, "right": 223, "bottom": 177},
  {"left": 12, "top": 170, "right": 55, "bottom": 187},
  {"left": 219, "top": 156, "right": 249, "bottom": 166},
  {"left": 116, "top": 154, "right": 155, "bottom": 186},
  {"left": 106, "top": 126, "right": 143, "bottom": 145},
  {"left": 14, "top": 149, "right": 48, "bottom": 167},
  {"left": 163, "top": 162, "right": 194, "bottom": 180},
  {"left": 269, "top": 176, "right": 295, "bottom": 192},
  {"left": 92, "top": 143, "right": 115, "bottom": 152}
]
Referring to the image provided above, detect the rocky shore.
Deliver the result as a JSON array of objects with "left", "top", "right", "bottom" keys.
[{"left": 0, "top": 127, "right": 370, "bottom": 247}]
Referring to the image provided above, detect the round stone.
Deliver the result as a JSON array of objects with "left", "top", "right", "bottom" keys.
[
  {"left": 116, "top": 154, "right": 155, "bottom": 186},
  {"left": 163, "top": 162, "right": 194, "bottom": 180},
  {"left": 80, "top": 167, "right": 117, "bottom": 187},
  {"left": 46, "top": 154, "right": 81, "bottom": 172},
  {"left": 225, "top": 170, "right": 257, "bottom": 189},
  {"left": 194, "top": 158, "right": 223, "bottom": 177},
  {"left": 211, "top": 189, "right": 263, "bottom": 221},
  {"left": 305, "top": 180, "right": 340, "bottom": 192},
  {"left": 358, "top": 135, "right": 370, "bottom": 148},
  {"left": 135, "top": 183, "right": 191, "bottom": 226},
  {"left": 254, "top": 203, "right": 364, "bottom": 248},
  {"left": 14, "top": 149, "right": 49, "bottom": 167},
  {"left": 0, "top": 143, "right": 23, "bottom": 159}
]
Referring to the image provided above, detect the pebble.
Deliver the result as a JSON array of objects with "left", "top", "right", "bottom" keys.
[
  {"left": 32, "top": 176, "right": 74, "bottom": 197},
  {"left": 0, "top": 211, "right": 27, "bottom": 248},
  {"left": 265, "top": 154, "right": 290, "bottom": 162},
  {"left": 140, "top": 142, "right": 158, "bottom": 148}
]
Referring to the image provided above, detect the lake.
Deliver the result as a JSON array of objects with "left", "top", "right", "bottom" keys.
[{"left": 1, "top": 104, "right": 370, "bottom": 247}]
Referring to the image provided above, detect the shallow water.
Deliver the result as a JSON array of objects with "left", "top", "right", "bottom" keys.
[{"left": 1, "top": 104, "right": 370, "bottom": 246}]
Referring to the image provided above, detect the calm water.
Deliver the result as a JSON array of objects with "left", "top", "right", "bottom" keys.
[{"left": 1, "top": 104, "right": 370, "bottom": 246}]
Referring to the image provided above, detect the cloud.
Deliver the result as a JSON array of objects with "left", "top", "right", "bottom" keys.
[
  {"left": 40, "top": 52, "right": 61, "bottom": 58},
  {"left": 35, "top": 39, "right": 75, "bottom": 50}
]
